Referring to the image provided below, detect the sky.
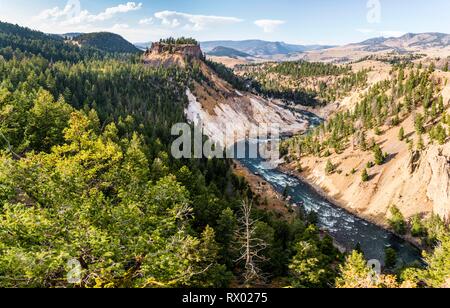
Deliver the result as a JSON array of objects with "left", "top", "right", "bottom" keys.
[{"left": 1, "top": 0, "right": 450, "bottom": 45}]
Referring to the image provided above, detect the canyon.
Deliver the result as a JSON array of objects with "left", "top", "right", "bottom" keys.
[{"left": 144, "top": 40, "right": 450, "bottom": 240}]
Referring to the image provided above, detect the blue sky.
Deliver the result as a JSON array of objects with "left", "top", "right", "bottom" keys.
[{"left": 1, "top": 0, "right": 450, "bottom": 44}]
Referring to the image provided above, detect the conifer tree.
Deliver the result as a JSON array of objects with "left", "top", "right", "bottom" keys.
[
  {"left": 325, "top": 159, "right": 336, "bottom": 175},
  {"left": 361, "top": 169, "right": 369, "bottom": 182},
  {"left": 398, "top": 127, "right": 405, "bottom": 141},
  {"left": 373, "top": 145, "right": 385, "bottom": 165}
]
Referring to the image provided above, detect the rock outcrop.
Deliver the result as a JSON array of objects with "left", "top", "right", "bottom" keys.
[
  {"left": 143, "top": 42, "right": 204, "bottom": 68},
  {"left": 185, "top": 88, "right": 309, "bottom": 146},
  {"left": 408, "top": 150, "right": 422, "bottom": 174},
  {"left": 425, "top": 146, "right": 450, "bottom": 222},
  {"left": 142, "top": 41, "right": 310, "bottom": 149}
]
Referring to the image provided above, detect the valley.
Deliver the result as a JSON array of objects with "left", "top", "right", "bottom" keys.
[
  {"left": 142, "top": 36, "right": 447, "bottom": 264},
  {"left": 0, "top": 16, "right": 449, "bottom": 289}
]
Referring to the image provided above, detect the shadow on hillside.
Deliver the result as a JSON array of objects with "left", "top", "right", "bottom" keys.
[{"left": 384, "top": 152, "right": 398, "bottom": 164}]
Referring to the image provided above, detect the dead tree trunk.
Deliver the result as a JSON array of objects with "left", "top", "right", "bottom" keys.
[{"left": 235, "top": 199, "right": 267, "bottom": 285}]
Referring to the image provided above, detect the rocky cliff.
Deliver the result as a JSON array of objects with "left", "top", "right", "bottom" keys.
[
  {"left": 143, "top": 42, "right": 204, "bottom": 67},
  {"left": 184, "top": 59, "right": 310, "bottom": 146},
  {"left": 143, "top": 42, "right": 311, "bottom": 146},
  {"left": 424, "top": 146, "right": 450, "bottom": 221}
]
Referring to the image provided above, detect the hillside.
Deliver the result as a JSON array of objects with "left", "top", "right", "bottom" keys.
[
  {"left": 143, "top": 41, "right": 204, "bottom": 67},
  {"left": 301, "top": 33, "right": 450, "bottom": 64},
  {"left": 281, "top": 61, "right": 450, "bottom": 242},
  {"left": 207, "top": 46, "right": 253, "bottom": 58},
  {"left": 355, "top": 33, "right": 450, "bottom": 51},
  {"left": 143, "top": 41, "right": 311, "bottom": 145},
  {"left": 0, "top": 21, "right": 100, "bottom": 61},
  {"left": 234, "top": 60, "right": 370, "bottom": 106},
  {"left": 73, "top": 32, "right": 141, "bottom": 54},
  {"left": 3, "top": 0, "right": 450, "bottom": 291},
  {"left": 0, "top": 21, "right": 139, "bottom": 61},
  {"left": 0, "top": 27, "right": 351, "bottom": 288}
]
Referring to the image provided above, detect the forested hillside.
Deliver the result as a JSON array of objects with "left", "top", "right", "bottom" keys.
[
  {"left": 0, "top": 21, "right": 344, "bottom": 288},
  {"left": 236, "top": 61, "right": 369, "bottom": 106},
  {"left": 0, "top": 22, "right": 104, "bottom": 62},
  {"left": 0, "top": 20, "right": 448, "bottom": 289},
  {"left": 280, "top": 61, "right": 450, "bottom": 287},
  {"left": 73, "top": 32, "right": 141, "bottom": 54}
]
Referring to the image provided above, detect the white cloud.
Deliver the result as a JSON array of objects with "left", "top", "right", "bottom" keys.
[
  {"left": 96, "top": 2, "right": 142, "bottom": 20},
  {"left": 139, "top": 18, "right": 154, "bottom": 25},
  {"left": 254, "top": 19, "right": 285, "bottom": 33},
  {"left": 36, "top": 2, "right": 143, "bottom": 26},
  {"left": 36, "top": 0, "right": 81, "bottom": 21},
  {"left": 111, "top": 24, "right": 130, "bottom": 30},
  {"left": 153, "top": 10, "right": 242, "bottom": 31}
]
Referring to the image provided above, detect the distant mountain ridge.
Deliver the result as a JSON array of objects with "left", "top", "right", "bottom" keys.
[
  {"left": 206, "top": 46, "right": 253, "bottom": 58},
  {"left": 200, "top": 40, "right": 334, "bottom": 56},
  {"left": 353, "top": 32, "right": 450, "bottom": 52},
  {"left": 137, "top": 33, "right": 450, "bottom": 60}
]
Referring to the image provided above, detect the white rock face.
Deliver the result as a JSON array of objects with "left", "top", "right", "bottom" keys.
[
  {"left": 185, "top": 88, "right": 309, "bottom": 146},
  {"left": 425, "top": 146, "right": 450, "bottom": 221}
]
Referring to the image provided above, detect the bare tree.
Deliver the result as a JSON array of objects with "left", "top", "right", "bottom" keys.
[{"left": 235, "top": 199, "right": 268, "bottom": 285}]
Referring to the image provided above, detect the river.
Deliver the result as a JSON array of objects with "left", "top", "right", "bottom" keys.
[{"left": 235, "top": 110, "right": 423, "bottom": 267}]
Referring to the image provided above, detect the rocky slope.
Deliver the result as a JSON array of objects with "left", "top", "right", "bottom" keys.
[
  {"left": 144, "top": 41, "right": 450, "bottom": 226},
  {"left": 144, "top": 42, "right": 311, "bottom": 146},
  {"left": 284, "top": 69, "right": 450, "bottom": 225}
]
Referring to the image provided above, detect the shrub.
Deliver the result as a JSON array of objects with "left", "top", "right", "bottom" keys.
[
  {"left": 384, "top": 247, "right": 398, "bottom": 269},
  {"left": 388, "top": 205, "right": 407, "bottom": 235},
  {"left": 361, "top": 169, "right": 369, "bottom": 182},
  {"left": 325, "top": 159, "right": 336, "bottom": 175}
]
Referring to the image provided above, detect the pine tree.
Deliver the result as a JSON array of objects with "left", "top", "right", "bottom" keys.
[
  {"left": 414, "top": 114, "right": 425, "bottom": 135},
  {"left": 438, "top": 96, "right": 445, "bottom": 114},
  {"left": 335, "top": 251, "right": 373, "bottom": 288},
  {"left": 417, "top": 135, "right": 425, "bottom": 151},
  {"left": 361, "top": 169, "right": 369, "bottom": 182},
  {"left": 430, "top": 124, "right": 447, "bottom": 145},
  {"left": 289, "top": 241, "right": 328, "bottom": 288},
  {"left": 216, "top": 208, "right": 237, "bottom": 266},
  {"left": 410, "top": 215, "right": 425, "bottom": 237},
  {"left": 388, "top": 205, "right": 407, "bottom": 235},
  {"left": 419, "top": 234, "right": 450, "bottom": 288},
  {"left": 325, "top": 159, "right": 336, "bottom": 175},
  {"left": 384, "top": 248, "right": 397, "bottom": 269},
  {"left": 373, "top": 145, "right": 385, "bottom": 165},
  {"left": 398, "top": 127, "right": 405, "bottom": 141}
]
